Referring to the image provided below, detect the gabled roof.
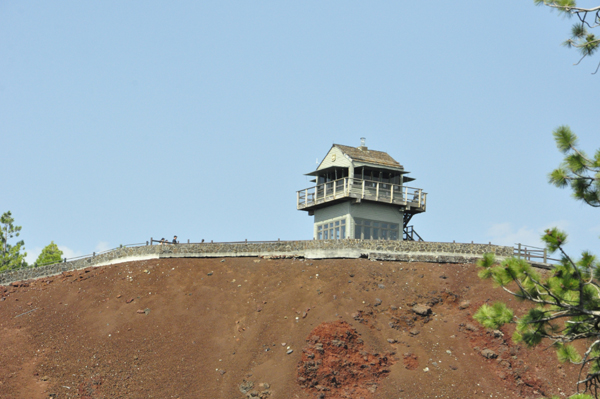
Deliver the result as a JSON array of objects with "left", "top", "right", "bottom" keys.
[{"left": 334, "top": 144, "right": 403, "bottom": 169}]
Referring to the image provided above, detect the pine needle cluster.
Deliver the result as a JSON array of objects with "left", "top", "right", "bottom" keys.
[{"left": 476, "top": 229, "right": 600, "bottom": 398}]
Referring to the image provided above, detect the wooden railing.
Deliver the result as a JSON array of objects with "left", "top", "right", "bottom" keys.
[
  {"left": 514, "top": 243, "right": 560, "bottom": 264},
  {"left": 297, "top": 177, "right": 426, "bottom": 210}
]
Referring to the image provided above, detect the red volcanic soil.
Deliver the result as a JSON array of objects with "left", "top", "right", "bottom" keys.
[{"left": 0, "top": 257, "right": 580, "bottom": 398}]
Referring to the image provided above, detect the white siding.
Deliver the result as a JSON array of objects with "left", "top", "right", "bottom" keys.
[
  {"left": 313, "top": 201, "right": 405, "bottom": 240},
  {"left": 313, "top": 202, "right": 352, "bottom": 239},
  {"left": 317, "top": 147, "right": 352, "bottom": 171},
  {"left": 348, "top": 202, "right": 403, "bottom": 239}
]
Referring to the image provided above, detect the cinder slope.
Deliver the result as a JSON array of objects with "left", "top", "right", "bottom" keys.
[{"left": 0, "top": 258, "right": 579, "bottom": 399}]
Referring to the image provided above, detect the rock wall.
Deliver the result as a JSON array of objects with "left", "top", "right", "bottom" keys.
[{"left": 0, "top": 240, "right": 512, "bottom": 286}]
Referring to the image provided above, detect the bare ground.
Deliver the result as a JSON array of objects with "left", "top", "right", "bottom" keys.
[{"left": 0, "top": 257, "right": 581, "bottom": 398}]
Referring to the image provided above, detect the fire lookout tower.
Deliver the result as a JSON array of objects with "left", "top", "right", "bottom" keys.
[{"left": 297, "top": 138, "right": 427, "bottom": 241}]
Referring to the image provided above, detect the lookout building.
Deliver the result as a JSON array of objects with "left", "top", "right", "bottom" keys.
[{"left": 297, "top": 138, "right": 427, "bottom": 241}]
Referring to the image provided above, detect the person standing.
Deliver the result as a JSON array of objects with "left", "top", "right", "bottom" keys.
[{"left": 172, "top": 235, "right": 178, "bottom": 244}]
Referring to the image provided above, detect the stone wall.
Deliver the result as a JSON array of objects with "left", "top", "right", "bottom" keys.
[{"left": 0, "top": 240, "right": 513, "bottom": 286}]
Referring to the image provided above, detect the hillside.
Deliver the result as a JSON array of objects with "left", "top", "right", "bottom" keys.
[{"left": 0, "top": 257, "right": 579, "bottom": 399}]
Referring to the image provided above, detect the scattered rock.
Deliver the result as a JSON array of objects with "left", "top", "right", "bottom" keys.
[
  {"left": 239, "top": 380, "right": 254, "bottom": 394},
  {"left": 126, "top": 298, "right": 134, "bottom": 304},
  {"left": 458, "top": 300, "right": 471, "bottom": 310},
  {"left": 374, "top": 298, "right": 382, "bottom": 307},
  {"left": 409, "top": 328, "right": 420, "bottom": 336},
  {"left": 412, "top": 304, "right": 431, "bottom": 316},
  {"left": 207, "top": 272, "right": 213, "bottom": 276},
  {"left": 387, "top": 338, "right": 397, "bottom": 344},
  {"left": 481, "top": 349, "right": 498, "bottom": 359}
]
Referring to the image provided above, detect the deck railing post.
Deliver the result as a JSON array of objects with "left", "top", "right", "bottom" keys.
[
  {"left": 544, "top": 248, "right": 547, "bottom": 263},
  {"left": 403, "top": 186, "right": 407, "bottom": 203},
  {"left": 376, "top": 182, "right": 379, "bottom": 201},
  {"left": 517, "top": 243, "right": 521, "bottom": 259},
  {"left": 390, "top": 184, "right": 394, "bottom": 203},
  {"left": 418, "top": 189, "right": 422, "bottom": 206},
  {"left": 362, "top": 180, "right": 365, "bottom": 199},
  {"left": 333, "top": 180, "right": 336, "bottom": 198}
]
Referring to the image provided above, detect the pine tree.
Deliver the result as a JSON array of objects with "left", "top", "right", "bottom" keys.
[
  {"left": 35, "top": 241, "right": 64, "bottom": 267},
  {"left": 475, "top": 130, "right": 599, "bottom": 398},
  {"left": 0, "top": 211, "right": 27, "bottom": 272},
  {"left": 536, "top": 1, "right": 600, "bottom": 73}
]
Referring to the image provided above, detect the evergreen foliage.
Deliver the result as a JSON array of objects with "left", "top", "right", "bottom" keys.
[
  {"left": 0, "top": 211, "right": 27, "bottom": 272},
  {"left": 35, "top": 241, "right": 63, "bottom": 267},
  {"left": 549, "top": 126, "right": 600, "bottom": 207},
  {"left": 535, "top": 1, "right": 600, "bottom": 73},
  {"left": 476, "top": 126, "right": 600, "bottom": 397}
]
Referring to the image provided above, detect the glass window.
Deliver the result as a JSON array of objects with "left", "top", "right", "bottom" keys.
[
  {"left": 341, "top": 219, "right": 346, "bottom": 225},
  {"left": 318, "top": 232, "right": 322, "bottom": 240},
  {"left": 364, "top": 227, "right": 371, "bottom": 239},
  {"left": 324, "top": 230, "right": 328, "bottom": 240},
  {"left": 335, "top": 221, "right": 340, "bottom": 227},
  {"left": 335, "top": 227, "right": 340, "bottom": 239},
  {"left": 341, "top": 225, "right": 346, "bottom": 238},
  {"left": 354, "top": 218, "right": 400, "bottom": 241}
]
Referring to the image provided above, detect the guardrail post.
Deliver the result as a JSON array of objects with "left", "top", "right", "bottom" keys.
[
  {"left": 362, "top": 180, "right": 365, "bottom": 199},
  {"left": 375, "top": 182, "right": 379, "bottom": 201},
  {"left": 146, "top": 241, "right": 149, "bottom": 246},
  {"left": 150, "top": 237, "right": 153, "bottom": 246},
  {"left": 390, "top": 184, "right": 394, "bottom": 203},
  {"left": 297, "top": 191, "right": 300, "bottom": 207},
  {"left": 245, "top": 239, "right": 248, "bottom": 244},
  {"left": 543, "top": 248, "right": 547, "bottom": 263},
  {"left": 188, "top": 239, "right": 190, "bottom": 244},
  {"left": 418, "top": 189, "right": 422, "bottom": 206},
  {"left": 333, "top": 180, "right": 336, "bottom": 198},
  {"left": 517, "top": 243, "right": 521, "bottom": 259}
]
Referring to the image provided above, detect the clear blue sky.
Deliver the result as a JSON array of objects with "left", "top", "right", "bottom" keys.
[{"left": 1, "top": 1, "right": 598, "bottom": 262}]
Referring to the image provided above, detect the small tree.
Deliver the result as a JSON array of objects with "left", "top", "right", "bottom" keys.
[
  {"left": 0, "top": 211, "right": 27, "bottom": 272},
  {"left": 536, "top": 1, "right": 600, "bottom": 73},
  {"left": 35, "top": 241, "right": 63, "bottom": 267}
]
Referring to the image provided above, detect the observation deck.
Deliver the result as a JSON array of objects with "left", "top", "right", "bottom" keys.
[{"left": 297, "top": 177, "right": 426, "bottom": 215}]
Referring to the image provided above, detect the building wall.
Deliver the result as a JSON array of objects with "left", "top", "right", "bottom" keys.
[
  {"left": 313, "top": 200, "right": 405, "bottom": 239},
  {"left": 313, "top": 202, "right": 351, "bottom": 239},
  {"left": 317, "top": 146, "right": 352, "bottom": 171},
  {"left": 347, "top": 201, "right": 403, "bottom": 238}
]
